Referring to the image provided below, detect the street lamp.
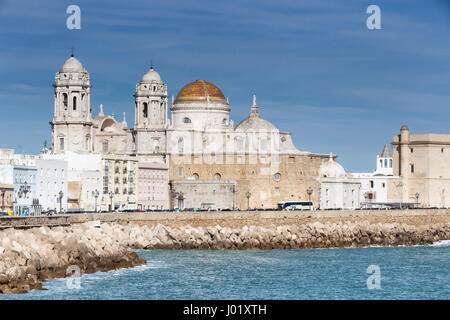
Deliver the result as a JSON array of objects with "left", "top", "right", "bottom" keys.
[
  {"left": 58, "top": 190, "right": 64, "bottom": 214},
  {"left": 1, "top": 188, "right": 5, "bottom": 211},
  {"left": 232, "top": 184, "right": 236, "bottom": 211},
  {"left": 109, "top": 191, "right": 114, "bottom": 212},
  {"left": 306, "top": 187, "right": 313, "bottom": 202},
  {"left": 245, "top": 191, "right": 251, "bottom": 210},
  {"left": 93, "top": 189, "right": 99, "bottom": 212},
  {"left": 415, "top": 192, "right": 420, "bottom": 208}
]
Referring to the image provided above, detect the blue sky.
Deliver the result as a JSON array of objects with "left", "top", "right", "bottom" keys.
[{"left": 0, "top": 0, "right": 449, "bottom": 172}]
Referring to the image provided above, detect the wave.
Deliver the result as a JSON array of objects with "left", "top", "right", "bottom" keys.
[{"left": 430, "top": 240, "right": 450, "bottom": 247}]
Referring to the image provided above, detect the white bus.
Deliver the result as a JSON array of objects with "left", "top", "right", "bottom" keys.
[{"left": 277, "top": 201, "right": 313, "bottom": 211}]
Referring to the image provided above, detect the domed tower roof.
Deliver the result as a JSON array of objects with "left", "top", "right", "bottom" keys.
[
  {"left": 60, "top": 56, "right": 84, "bottom": 73},
  {"left": 235, "top": 95, "right": 277, "bottom": 131},
  {"left": 142, "top": 66, "right": 162, "bottom": 82},
  {"left": 319, "top": 153, "right": 346, "bottom": 178},
  {"left": 174, "top": 80, "right": 227, "bottom": 104}
]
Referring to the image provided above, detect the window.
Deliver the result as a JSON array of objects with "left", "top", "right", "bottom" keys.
[
  {"left": 410, "top": 148, "right": 414, "bottom": 153},
  {"left": 442, "top": 148, "right": 444, "bottom": 153},
  {"left": 389, "top": 159, "right": 392, "bottom": 168},
  {"left": 177, "top": 137, "right": 184, "bottom": 153},
  {"left": 222, "top": 118, "right": 227, "bottom": 125},
  {"left": 102, "top": 141, "right": 108, "bottom": 153},
  {"left": 410, "top": 164, "right": 414, "bottom": 173},
  {"left": 59, "top": 137, "right": 64, "bottom": 151},
  {"left": 193, "top": 173, "right": 199, "bottom": 180},
  {"left": 63, "top": 93, "right": 68, "bottom": 107},
  {"left": 369, "top": 180, "right": 374, "bottom": 188},
  {"left": 183, "top": 117, "right": 191, "bottom": 124},
  {"left": 143, "top": 103, "right": 148, "bottom": 118},
  {"left": 178, "top": 167, "right": 183, "bottom": 177},
  {"left": 382, "top": 183, "right": 385, "bottom": 188},
  {"left": 384, "top": 159, "right": 387, "bottom": 167},
  {"left": 73, "top": 96, "right": 77, "bottom": 111},
  {"left": 215, "top": 173, "right": 221, "bottom": 180},
  {"left": 275, "top": 187, "right": 280, "bottom": 193},
  {"left": 274, "top": 173, "right": 281, "bottom": 182}
]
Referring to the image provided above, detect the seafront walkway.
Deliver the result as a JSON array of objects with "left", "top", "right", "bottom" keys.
[{"left": 0, "top": 208, "right": 449, "bottom": 230}]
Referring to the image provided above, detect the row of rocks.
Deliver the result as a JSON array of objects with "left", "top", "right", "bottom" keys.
[
  {"left": 127, "top": 221, "right": 450, "bottom": 250},
  {"left": 0, "top": 222, "right": 145, "bottom": 294},
  {"left": 1, "top": 220, "right": 449, "bottom": 294}
]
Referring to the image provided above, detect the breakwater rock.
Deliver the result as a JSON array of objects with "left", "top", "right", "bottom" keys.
[
  {"left": 1, "top": 220, "right": 449, "bottom": 294},
  {"left": 0, "top": 222, "right": 145, "bottom": 294},
  {"left": 127, "top": 221, "right": 450, "bottom": 250}
]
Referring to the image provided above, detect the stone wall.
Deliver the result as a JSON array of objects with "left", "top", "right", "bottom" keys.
[{"left": 1, "top": 209, "right": 449, "bottom": 230}]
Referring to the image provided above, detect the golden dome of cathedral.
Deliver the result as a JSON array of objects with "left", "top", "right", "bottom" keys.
[{"left": 174, "top": 80, "right": 227, "bottom": 104}]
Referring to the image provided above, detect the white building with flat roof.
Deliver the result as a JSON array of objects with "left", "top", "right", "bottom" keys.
[{"left": 36, "top": 158, "right": 68, "bottom": 212}]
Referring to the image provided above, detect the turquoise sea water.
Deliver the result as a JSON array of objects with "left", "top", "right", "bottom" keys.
[{"left": 1, "top": 242, "right": 449, "bottom": 300}]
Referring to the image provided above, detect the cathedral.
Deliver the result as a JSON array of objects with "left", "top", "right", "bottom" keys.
[{"left": 51, "top": 55, "right": 331, "bottom": 210}]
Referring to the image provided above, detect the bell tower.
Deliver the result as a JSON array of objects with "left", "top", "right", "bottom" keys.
[
  {"left": 51, "top": 54, "right": 93, "bottom": 154},
  {"left": 132, "top": 65, "right": 168, "bottom": 162}
]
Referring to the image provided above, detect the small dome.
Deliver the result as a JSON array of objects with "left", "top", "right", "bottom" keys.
[
  {"left": 319, "top": 154, "right": 346, "bottom": 178},
  {"left": 174, "top": 80, "right": 226, "bottom": 104},
  {"left": 60, "top": 56, "right": 83, "bottom": 73},
  {"left": 142, "top": 67, "right": 162, "bottom": 82},
  {"left": 235, "top": 117, "right": 277, "bottom": 131},
  {"left": 400, "top": 125, "right": 409, "bottom": 131}
]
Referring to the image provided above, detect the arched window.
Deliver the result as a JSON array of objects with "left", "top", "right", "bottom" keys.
[
  {"left": 215, "top": 173, "right": 221, "bottom": 180},
  {"left": 384, "top": 159, "right": 387, "bottom": 167},
  {"left": 177, "top": 137, "right": 184, "bottom": 153},
  {"left": 59, "top": 137, "right": 64, "bottom": 151},
  {"left": 63, "top": 93, "right": 68, "bottom": 107},
  {"left": 389, "top": 159, "right": 392, "bottom": 168},
  {"left": 193, "top": 173, "right": 199, "bottom": 180},
  {"left": 143, "top": 103, "right": 148, "bottom": 118},
  {"left": 183, "top": 117, "right": 191, "bottom": 124},
  {"left": 73, "top": 96, "right": 77, "bottom": 111},
  {"left": 274, "top": 173, "right": 281, "bottom": 182}
]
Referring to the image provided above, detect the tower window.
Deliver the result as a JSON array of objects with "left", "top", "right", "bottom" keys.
[
  {"left": 183, "top": 117, "right": 191, "bottom": 124},
  {"left": 369, "top": 180, "right": 374, "bottom": 188},
  {"left": 410, "top": 148, "right": 414, "bottom": 153},
  {"left": 441, "top": 148, "right": 444, "bottom": 153},
  {"left": 73, "top": 96, "right": 77, "bottom": 111},
  {"left": 410, "top": 164, "right": 414, "bottom": 173},
  {"left": 143, "top": 103, "right": 148, "bottom": 118},
  {"left": 63, "top": 93, "right": 68, "bottom": 107},
  {"left": 59, "top": 137, "right": 64, "bottom": 151},
  {"left": 389, "top": 159, "right": 392, "bottom": 168}
]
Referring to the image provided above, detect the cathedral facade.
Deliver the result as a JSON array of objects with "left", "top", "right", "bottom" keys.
[{"left": 51, "top": 55, "right": 331, "bottom": 209}]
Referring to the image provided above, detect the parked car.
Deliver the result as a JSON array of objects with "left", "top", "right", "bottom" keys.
[
  {"left": 0, "top": 212, "right": 9, "bottom": 216},
  {"left": 42, "top": 209, "right": 57, "bottom": 216}
]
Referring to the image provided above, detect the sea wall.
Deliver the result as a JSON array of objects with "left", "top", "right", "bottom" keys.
[
  {"left": 1, "top": 220, "right": 450, "bottom": 294},
  {"left": 1, "top": 208, "right": 449, "bottom": 229}
]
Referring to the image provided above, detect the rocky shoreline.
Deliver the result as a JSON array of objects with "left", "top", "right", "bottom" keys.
[{"left": 1, "top": 220, "right": 449, "bottom": 294}]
